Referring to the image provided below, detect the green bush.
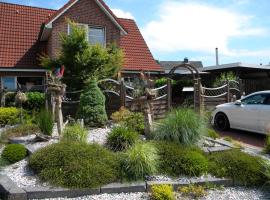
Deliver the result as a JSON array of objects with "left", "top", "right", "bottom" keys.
[
  {"left": 62, "top": 124, "right": 87, "bottom": 143},
  {"left": 0, "top": 124, "right": 40, "bottom": 143},
  {"left": 77, "top": 79, "right": 108, "bottom": 127},
  {"left": 37, "top": 110, "right": 54, "bottom": 136},
  {"left": 213, "top": 71, "right": 237, "bottom": 87},
  {"left": 208, "top": 149, "right": 267, "bottom": 186},
  {"left": 207, "top": 128, "right": 219, "bottom": 139},
  {"left": 4, "top": 92, "right": 16, "bottom": 107},
  {"left": 154, "top": 109, "right": 206, "bottom": 146},
  {"left": 156, "top": 142, "right": 208, "bottom": 177},
  {"left": 107, "top": 126, "right": 139, "bottom": 151},
  {"left": 2, "top": 144, "right": 27, "bottom": 163},
  {"left": 111, "top": 108, "right": 144, "bottom": 134},
  {"left": 121, "top": 142, "right": 159, "bottom": 181},
  {"left": 23, "top": 92, "right": 45, "bottom": 111},
  {"left": 264, "top": 135, "right": 270, "bottom": 154},
  {"left": 0, "top": 107, "right": 20, "bottom": 125},
  {"left": 151, "top": 184, "right": 175, "bottom": 200},
  {"left": 29, "top": 142, "right": 119, "bottom": 188}
]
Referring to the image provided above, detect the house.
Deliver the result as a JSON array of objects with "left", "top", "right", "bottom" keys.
[{"left": 0, "top": 0, "right": 162, "bottom": 91}]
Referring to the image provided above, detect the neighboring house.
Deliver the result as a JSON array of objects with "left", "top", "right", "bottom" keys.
[{"left": 0, "top": 0, "right": 162, "bottom": 91}]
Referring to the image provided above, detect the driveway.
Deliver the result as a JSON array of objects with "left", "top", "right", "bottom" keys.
[{"left": 216, "top": 129, "right": 266, "bottom": 148}]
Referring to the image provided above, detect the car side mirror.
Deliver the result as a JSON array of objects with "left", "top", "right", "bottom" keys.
[{"left": 235, "top": 100, "right": 242, "bottom": 106}]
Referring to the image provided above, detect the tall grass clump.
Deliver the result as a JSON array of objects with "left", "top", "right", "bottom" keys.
[
  {"left": 106, "top": 126, "right": 139, "bottom": 151},
  {"left": 154, "top": 109, "right": 206, "bottom": 145},
  {"left": 37, "top": 109, "right": 54, "bottom": 136},
  {"left": 62, "top": 123, "right": 87, "bottom": 143},
  {"left": 121, "top": 142, "right": 158, "bottom": 181}
]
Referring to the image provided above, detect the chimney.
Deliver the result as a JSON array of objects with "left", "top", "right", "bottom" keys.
[{"left": 215, "top": 47, "right": 219, "bottom": 66}]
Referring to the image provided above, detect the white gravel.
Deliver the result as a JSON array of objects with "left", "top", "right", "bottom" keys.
[{"left": 87, "top": 127, "right": 111, "bottom": 145}]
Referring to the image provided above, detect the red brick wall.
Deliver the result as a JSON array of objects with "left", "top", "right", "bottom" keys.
[{"left": 47, "top": 0, "right": 121, "bottom": 58}]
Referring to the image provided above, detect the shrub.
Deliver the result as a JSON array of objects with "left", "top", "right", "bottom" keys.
[
  {"left": 23, "top": 92, "right": 45, "bottom": 111},
  {"left": 0, "top": 107, "right": 20, "bottom": 125},
  {"left": 0, "top": 124, "right": 40, "bottom": 143},
  {"left": 37, "top": 109, "right": 54, "bottom": 136},
  {"left": 4, "top": 92, "right": 16, "bottom": 107},
  {"left": 208, "top": 149, "right": 267, "bottom": 186},
  {"left": 156, "top": 142, "right": 208, "bottom": 177},
  {"left": 29, "top": 142, "right": 119, "bottom": 188},
  {"left": 2, "top": 144, "right": 27, "bottom": 163},
  {"left": 107, "top": 126, "right": 139, "bottom": 151},
  {"left": 264, "top": 135, "right": 270, "bottom": 153},
  {"left": 179, "top": 184, "right": 207, "bottom": 198},
  {"left": 154, "top": 109, "right": 206, "bottom": 146},
  {"left": 121, "top": 142, "right": 159, "bottom": 181},
  {"left": 213, "top": 71, "right": 237, "bottom": 87},
  {"left": 77, "top": 79, "right": 108, "bottom": 127},
  {"left": 207, "top": 128, "right": 219, "bottom": 139},
  {"left": 151, "top": 184, "right": 175, "bottom": 200},
  {"left": 111, "top": 108, "right": 144, "bottom": 134},
  {"left": 62, "top": 123, "right": 87, "bottom": 143}
]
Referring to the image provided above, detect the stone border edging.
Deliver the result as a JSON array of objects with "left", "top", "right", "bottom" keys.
[{"left": 0, "top": 175, "right": 233, "bottom": 200}]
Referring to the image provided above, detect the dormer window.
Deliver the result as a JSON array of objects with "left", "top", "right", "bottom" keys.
[{"left": 68, "top": 24, "right": 106, "bottom": 47}]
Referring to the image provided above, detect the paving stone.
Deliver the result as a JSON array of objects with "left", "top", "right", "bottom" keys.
[
  {"left": 0, "top": 175, "right": 27, "bottom": 200},
  {"left": 100, "top": 182, "right": 146, "bottom": 194},
  {"left": 24, "top": 187, "right": 100, "bottom": 199},
  {"left": 207, "top": 146, "right": 232, "bottom": 153}
]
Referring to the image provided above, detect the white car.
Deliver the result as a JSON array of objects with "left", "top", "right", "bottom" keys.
[{"left": 211, "top": 91, "right": 270, "bottom": 134}]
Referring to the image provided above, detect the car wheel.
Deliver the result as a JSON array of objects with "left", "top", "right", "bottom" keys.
[{"left": 214, "top": 113, "right": 230, "bottom": 131}]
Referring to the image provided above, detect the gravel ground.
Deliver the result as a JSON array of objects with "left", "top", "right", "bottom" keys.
[{"left": 87, "top": 127, "right": 112, "bottom": 145}]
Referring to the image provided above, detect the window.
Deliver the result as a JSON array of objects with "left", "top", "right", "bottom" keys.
[
  {"left": 241, "top": 94, "right": 270, "bottom": 105},
  {"left": 68, "top": 24, "right": 105, "bottom": 46},
  {"left": 2, "top": 77, "right": 16, "bottom": 90}
]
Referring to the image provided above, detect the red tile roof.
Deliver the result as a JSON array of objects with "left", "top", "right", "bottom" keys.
[
  {"left": 0, "top": 1, "right": 162, "bottom": 72},
  {"left": 119, "top": 18, "right": 162, "bottom": 72},
  {"left": 0, "top": 2, "right": 55, "bottom": 68}
]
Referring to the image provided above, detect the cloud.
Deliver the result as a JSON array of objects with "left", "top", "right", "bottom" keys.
[
  {"left": 111, "top": 8, "right": 135, "bottom": 19},
  {"left": 142, "top": 1, "right": 266, "bottom": 57}
]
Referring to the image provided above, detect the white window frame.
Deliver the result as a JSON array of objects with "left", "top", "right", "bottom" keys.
[
  {"left": 1, "top": 76, "right": 17, "bottom": 91},
  {"left": 67, "top": 23, "right": 106, "bottom": 47}
]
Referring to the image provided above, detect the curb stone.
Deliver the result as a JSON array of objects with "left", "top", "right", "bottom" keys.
[{"left": 100, "top": 182, "right": 146, "bottom": 194}]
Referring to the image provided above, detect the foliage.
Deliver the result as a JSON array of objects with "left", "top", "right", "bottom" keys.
[
  {"left": 0, "top": 107, "right": 20, "bottom": 125},
  {"left": 264, "top": 135, "right": 270, "bottom": 154},
  {"left": 111, "top": 107, "right": 144, "bottom": 134},
  {"left": 62, "top": 123, "right": 87, "bottom": 143},
  {"left": 37, "top": 109, "right": 54, "bottom": 136},
  {"left": 154, "top": 109, "right": 206, "bottom": 146},
  {"left": 2, "top": 144, "right": 27, "bottom": 163},
  {"left": 23, "top": 92, "right": 45, "bottom": 111},
  {"left": 40, "top": 20, "right": 123, "bottom": 90},
  {"left": 208, "top": 149, "right": 267, "bottom": 186},
  {"left": 179, "top": 184, "right": 207, "bottom": 198},
  {"left": 4, "top": 92, "right": 16, "bottom": 107},
  {"left": 213, "top": 71, "right": 237, "bottom": 87},
  {"left": 223, "top": 136, "right": 233, "bottom": 142},
  {"left": 0, "top": 124, "right": 40, "bottom": 143},
  {"left": 121, "top": 142, "right": 159, "bottom": 181},
  {"left": 77, "top": 78, "right": 108, "bottom": 127},
  {"left": 154, "top": 78, "right": 176, "bottom": 88},
  {"left": 151, "top": 184, "right": 175, "bottom": 200},
  {"left": 107, "top": 126, "right": 139, "bottom": 152},
  {"left": 29, "top": 142, "right": 119, "bottom": 188},
  {"left": 207, "top": 128, "right": 219, "bottom": 139},
  {"left": 156, "top": 142, "right": 208, "bottom": 177}
]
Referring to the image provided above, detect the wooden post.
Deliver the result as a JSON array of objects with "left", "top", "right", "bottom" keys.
[
  {"left": 226, "top": 80, "right": 230, "bottom": 102},
  {"left": 167, "top": 78, "right": 172, "bottom": 111},
  {"left": 120, "top": 80, "right": 126, "bottom": 107}
]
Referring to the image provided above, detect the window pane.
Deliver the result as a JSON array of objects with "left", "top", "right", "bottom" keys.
[
  {"left": 88, "top": 27, "right": 105, "bottom": 46},
  {"left": 242, "top": 94, "right": 267, "bottom": 105},
  {"left": 2, "top": 77, "right": 16, "bottom": 90}
]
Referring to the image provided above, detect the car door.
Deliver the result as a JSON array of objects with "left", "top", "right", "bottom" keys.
[
  {"left": 229, "top": 94, "right": 266, "bottom": 132},
  {"left": 257, "top": 93, "right": 270, "bottom": 134}
]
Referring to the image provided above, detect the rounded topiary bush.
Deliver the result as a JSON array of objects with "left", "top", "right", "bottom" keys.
[
  {"left": 154, "top": 109, "right": 206, "bottom": 146},
  {"left": 107, "top": 126, "right": 139, "bottom": 151},
  {"left": 156, "top": 142, "right": 208, "bottom": 177},
  {"left": 77, "top": 79, "right": 108, "bottom": 127},
  {"left": 151, "top": 184, "right": 175, "bottom": 200},
  {"left": 29, "top": 142, "right": 119, "bottom": 188},
  {"left": 121, "top": 142, "right": 159, "bottom": 181},
  {"left": 2, "top": 144, "right": 27, "bottom": 163},
  {"left": 208, "top": 149, "right": 267, "bottom": 186}
]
